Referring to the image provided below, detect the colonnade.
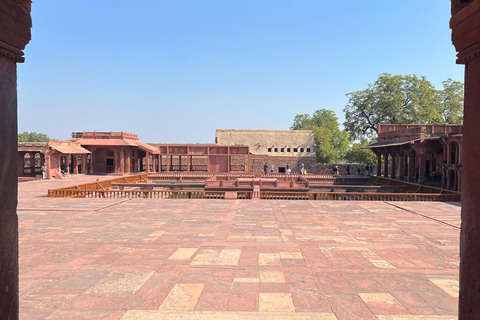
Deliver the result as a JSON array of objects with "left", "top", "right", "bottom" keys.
[{"left": 374, "top": 146, "right": 419, "bottom": 183}]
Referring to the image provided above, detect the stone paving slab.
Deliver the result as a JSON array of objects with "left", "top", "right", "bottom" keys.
[{"left": 18, "top": 177, "right": 460, "bottom": 319}]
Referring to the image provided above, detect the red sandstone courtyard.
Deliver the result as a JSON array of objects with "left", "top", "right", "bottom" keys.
[{"left": 18, "top": 176, "right": 459, "bottom": 320}]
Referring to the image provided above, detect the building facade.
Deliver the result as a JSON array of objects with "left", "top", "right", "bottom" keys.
[
  {"left": 215, "top": 129, "right": 317, "bottom": 173},
  {"left": 365, "top": 124, "right": 463, "bottom": 191}
]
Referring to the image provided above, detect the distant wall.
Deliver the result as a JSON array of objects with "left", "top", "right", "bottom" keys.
[{"left": 216, "top": 129, "right": 316, "bottom": 157}]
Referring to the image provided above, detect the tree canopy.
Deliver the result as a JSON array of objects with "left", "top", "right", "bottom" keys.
[
  {"left": 343, "top": 74, "right": 464, "bottom": 141},
  {"left": 343, "top": 139, "right": 377, "bottom": 165},
  {"left": 18, "top": 132, "right": 50, "bottom": 143},
  {"left": 291, "top": 109, "right": 349, "bottom": 164}
]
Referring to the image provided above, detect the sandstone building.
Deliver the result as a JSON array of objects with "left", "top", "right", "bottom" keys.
[
  {"left": 215, "top": 129, "right": 317, "bottom": 173},
  {"left": 366, "top": 124, "right": 463, "bottom": 191}
]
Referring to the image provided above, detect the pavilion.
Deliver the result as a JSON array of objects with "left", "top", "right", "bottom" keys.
[{"left": 365, "top": 124, "right": 463, "bottom": 191}]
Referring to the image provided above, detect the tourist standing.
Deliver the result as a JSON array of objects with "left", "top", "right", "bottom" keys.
[
  {"left": 270, "top": 164, "right": 274, "bottom": 174},
  {"left": 286, "top": 163, "right": 291, "bottom": 175},
  {"left": 41, "top": 163, "right": 48, "bottom": 179},
  {"left": 264, "top": 163, "right": 268, "bottom": 175},
  {"left": 300, "top": 163, "right": 305, "bottom": 175},
  {"left": 346, "top": 165, "right": 350, "bottom": 175}
]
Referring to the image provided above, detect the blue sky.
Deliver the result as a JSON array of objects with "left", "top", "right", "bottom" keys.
[{"left": 18, "top": 0, "right": 464, "bottom": 143}]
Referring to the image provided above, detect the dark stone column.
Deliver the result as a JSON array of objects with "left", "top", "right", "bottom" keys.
[
  {"left": 390, "top": 151, "right": 396, "bottom": 179},
  {"left": 459, "top": 56, "right": 480, "bottom": 318},
  {"left": 451, "top": 2, "right": 480, "bottom": 317},
  {"left": 408, "top": 152, "right": 415, "bottom": 182},
  {"left": 0, "top": 53, "right": 20, "bottom": 320},
  {"left": 376, "top": 152, "right": 382, "bottom": 176},
  {"left": 418, "top": 153, "right": 426, "bottom": 184},
  {"left": 399, "top": 152, "right": 405, "bottom": 181},
  {"left": 383, "top": 151, "right": 389, "bottom": 178},
  {"left": 0, "top": 2, "right": 31, "bottom": 317}
]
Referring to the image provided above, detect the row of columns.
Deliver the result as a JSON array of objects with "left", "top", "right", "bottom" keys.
[
  {"left": 376, "top": 147, "right": 420, "bottom": 183},
  {"left": 161, "top": 154, "right": 251, "bottom": 173},
  {"left": 440, "top": 139, "right": 462, "bottom": 191}
]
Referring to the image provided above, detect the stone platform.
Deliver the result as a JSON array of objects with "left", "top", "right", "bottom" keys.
[{"left": 19, "top": 176, "right": 460, "bottom": 319}]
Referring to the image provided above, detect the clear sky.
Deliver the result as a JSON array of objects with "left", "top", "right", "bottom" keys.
[{"left": 18, "top": 0, "right": 464, "bottom": 143}]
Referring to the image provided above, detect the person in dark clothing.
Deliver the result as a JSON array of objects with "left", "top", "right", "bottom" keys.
[
  {"left": 346, "top": 165, "right": 350, "bottom": 175},
  {"left": 264, "top": 163, "right": 268, "bottom": 174}
]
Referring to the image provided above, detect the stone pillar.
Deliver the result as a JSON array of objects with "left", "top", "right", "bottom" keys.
[
  {"left": 418, "top": 153, "right": 426, "bottom": 184},
  {"left": 40, "top": 153, "right": 45, "bottom": 169},
  {"left": 376, "top": 152, "right": 382, "bottom": 176},
  {"left": 383, "top": 151, "right": 389, "bottom": 178},
  {"left": 442, "top": 167, "right": 446, "bottom": 189},
  {"left": 90, "top": 151, "right": 95, "bottom": 174},
  {"left": 408, "top": 153, "right": 415, "bottom": 182},
  {"left": 399, "top": 153, "right": 405, "bottom": 181},
  {"left": 453, "top": 23, "right": 480, "bottom": 316},
  {"left": 132, "top": 149, "right": 138, "bottom": 172},
  {"left": 81, "top": 154, "right": 87, "bottom": 174},
  {"left": 29, "top": 153, "right": 35, "bottom": 175},
  {"left": 0, "top": 1, "right": 32, "bottom": 316},
  {"left": 146, "top": 152, "right": 151, "bottom": 173},
  {"left": 73, "top": 154, "right": 78, "bottom": 174},
  {"left": 390, "top": 151, "right": 396, "bottom": 179},
  {"left": 125, "top": 150, "right": 131, "bottom": 174},
  {"left": 0, "top": 53, "right": 20, "bottom": 320},
  {"left": 17, "top": 152, "right": 24, "bottom": 176},
  {"left": 120, "top": 148, "right": 125, "bottom": 175},
  {"left": 65, "top": 154, "right": 71, "bottom": 174},
  {"left": 46, "top": 153, "right": 52, "bottom": 179}
]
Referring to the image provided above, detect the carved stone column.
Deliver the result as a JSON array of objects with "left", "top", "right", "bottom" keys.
[
  {"left": 407, "top": 152, "right": 414, "bottom": 182},
  {"left": 390, "top": 150, "right": 396, "bottom": 179},
  {"left": 73, "top": 154, "right": 78, "bottom": 174},
  {"left": 0, "top": 1, "right": 32, "bottom": 317},
  {"left": 399, "top": 152, "right": 405, "bottom": 181},
  {"left": 120, "top": 148, "right": 125, "bottom": 174},
  {"left": 376, "top": 152, "right": 382, "bottom": 176},
  {"left": 451, "top": 1, "right": 480, "bottom": 317},
  {"left": 383, "top": 150, "right": 389, "bottom": 178}
]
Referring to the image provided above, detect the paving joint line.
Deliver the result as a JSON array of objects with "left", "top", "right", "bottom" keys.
[
  {"left": 385, "top": 201, "right": 460, "bottom": 230},
  {"left": 93, "top": 198, "right": 132, "bottom": 212}
]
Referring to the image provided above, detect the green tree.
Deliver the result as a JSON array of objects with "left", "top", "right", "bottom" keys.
[
  {"left": 438, "top": 79, "right": 464, "bottom": 124},
  {"left": 18, "top": 132, "right": 50, "bottom": 142},
  {"left": 343, "top": 74, "right": 462, "bottom": 141},
  {"left": 291, "top": 109, "right": 349, "bottom": 163},
  {"left": 344, "top": 139, "right": 377, "bottom": 165}
]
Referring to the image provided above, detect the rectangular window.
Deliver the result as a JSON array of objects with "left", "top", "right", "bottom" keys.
[
  {"left": 287, "top": 148, "right": 290, "bottom": 152},
  {"left": 274, "top": 148, "right": 278, "bottom": 152},
  {"left": 268, "top": 148, "right": 272, "bottom": 152},
  {"left": 293, "top": 148, "right": 298, "bottom": 152},
  {"left": 281, "top": 148, "right": 284, "bottom": 152},
  {"left": 306, "top": 148, "right": 311, "bottom": 152},
  {"left": 300, "top": 148, "right": 304, "bottom": 152}
]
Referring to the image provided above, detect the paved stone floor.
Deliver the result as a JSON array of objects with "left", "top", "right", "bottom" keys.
[{"left": 18, "top": 176, "right": 460, "bottom": 319}]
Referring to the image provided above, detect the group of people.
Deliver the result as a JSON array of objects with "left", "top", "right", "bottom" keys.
[
  {"left": 343, "top": 164, "right": 374, "bottom": 176},
  {"left": 263, "top": 162, "right": 307, "bottom": 175}
]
